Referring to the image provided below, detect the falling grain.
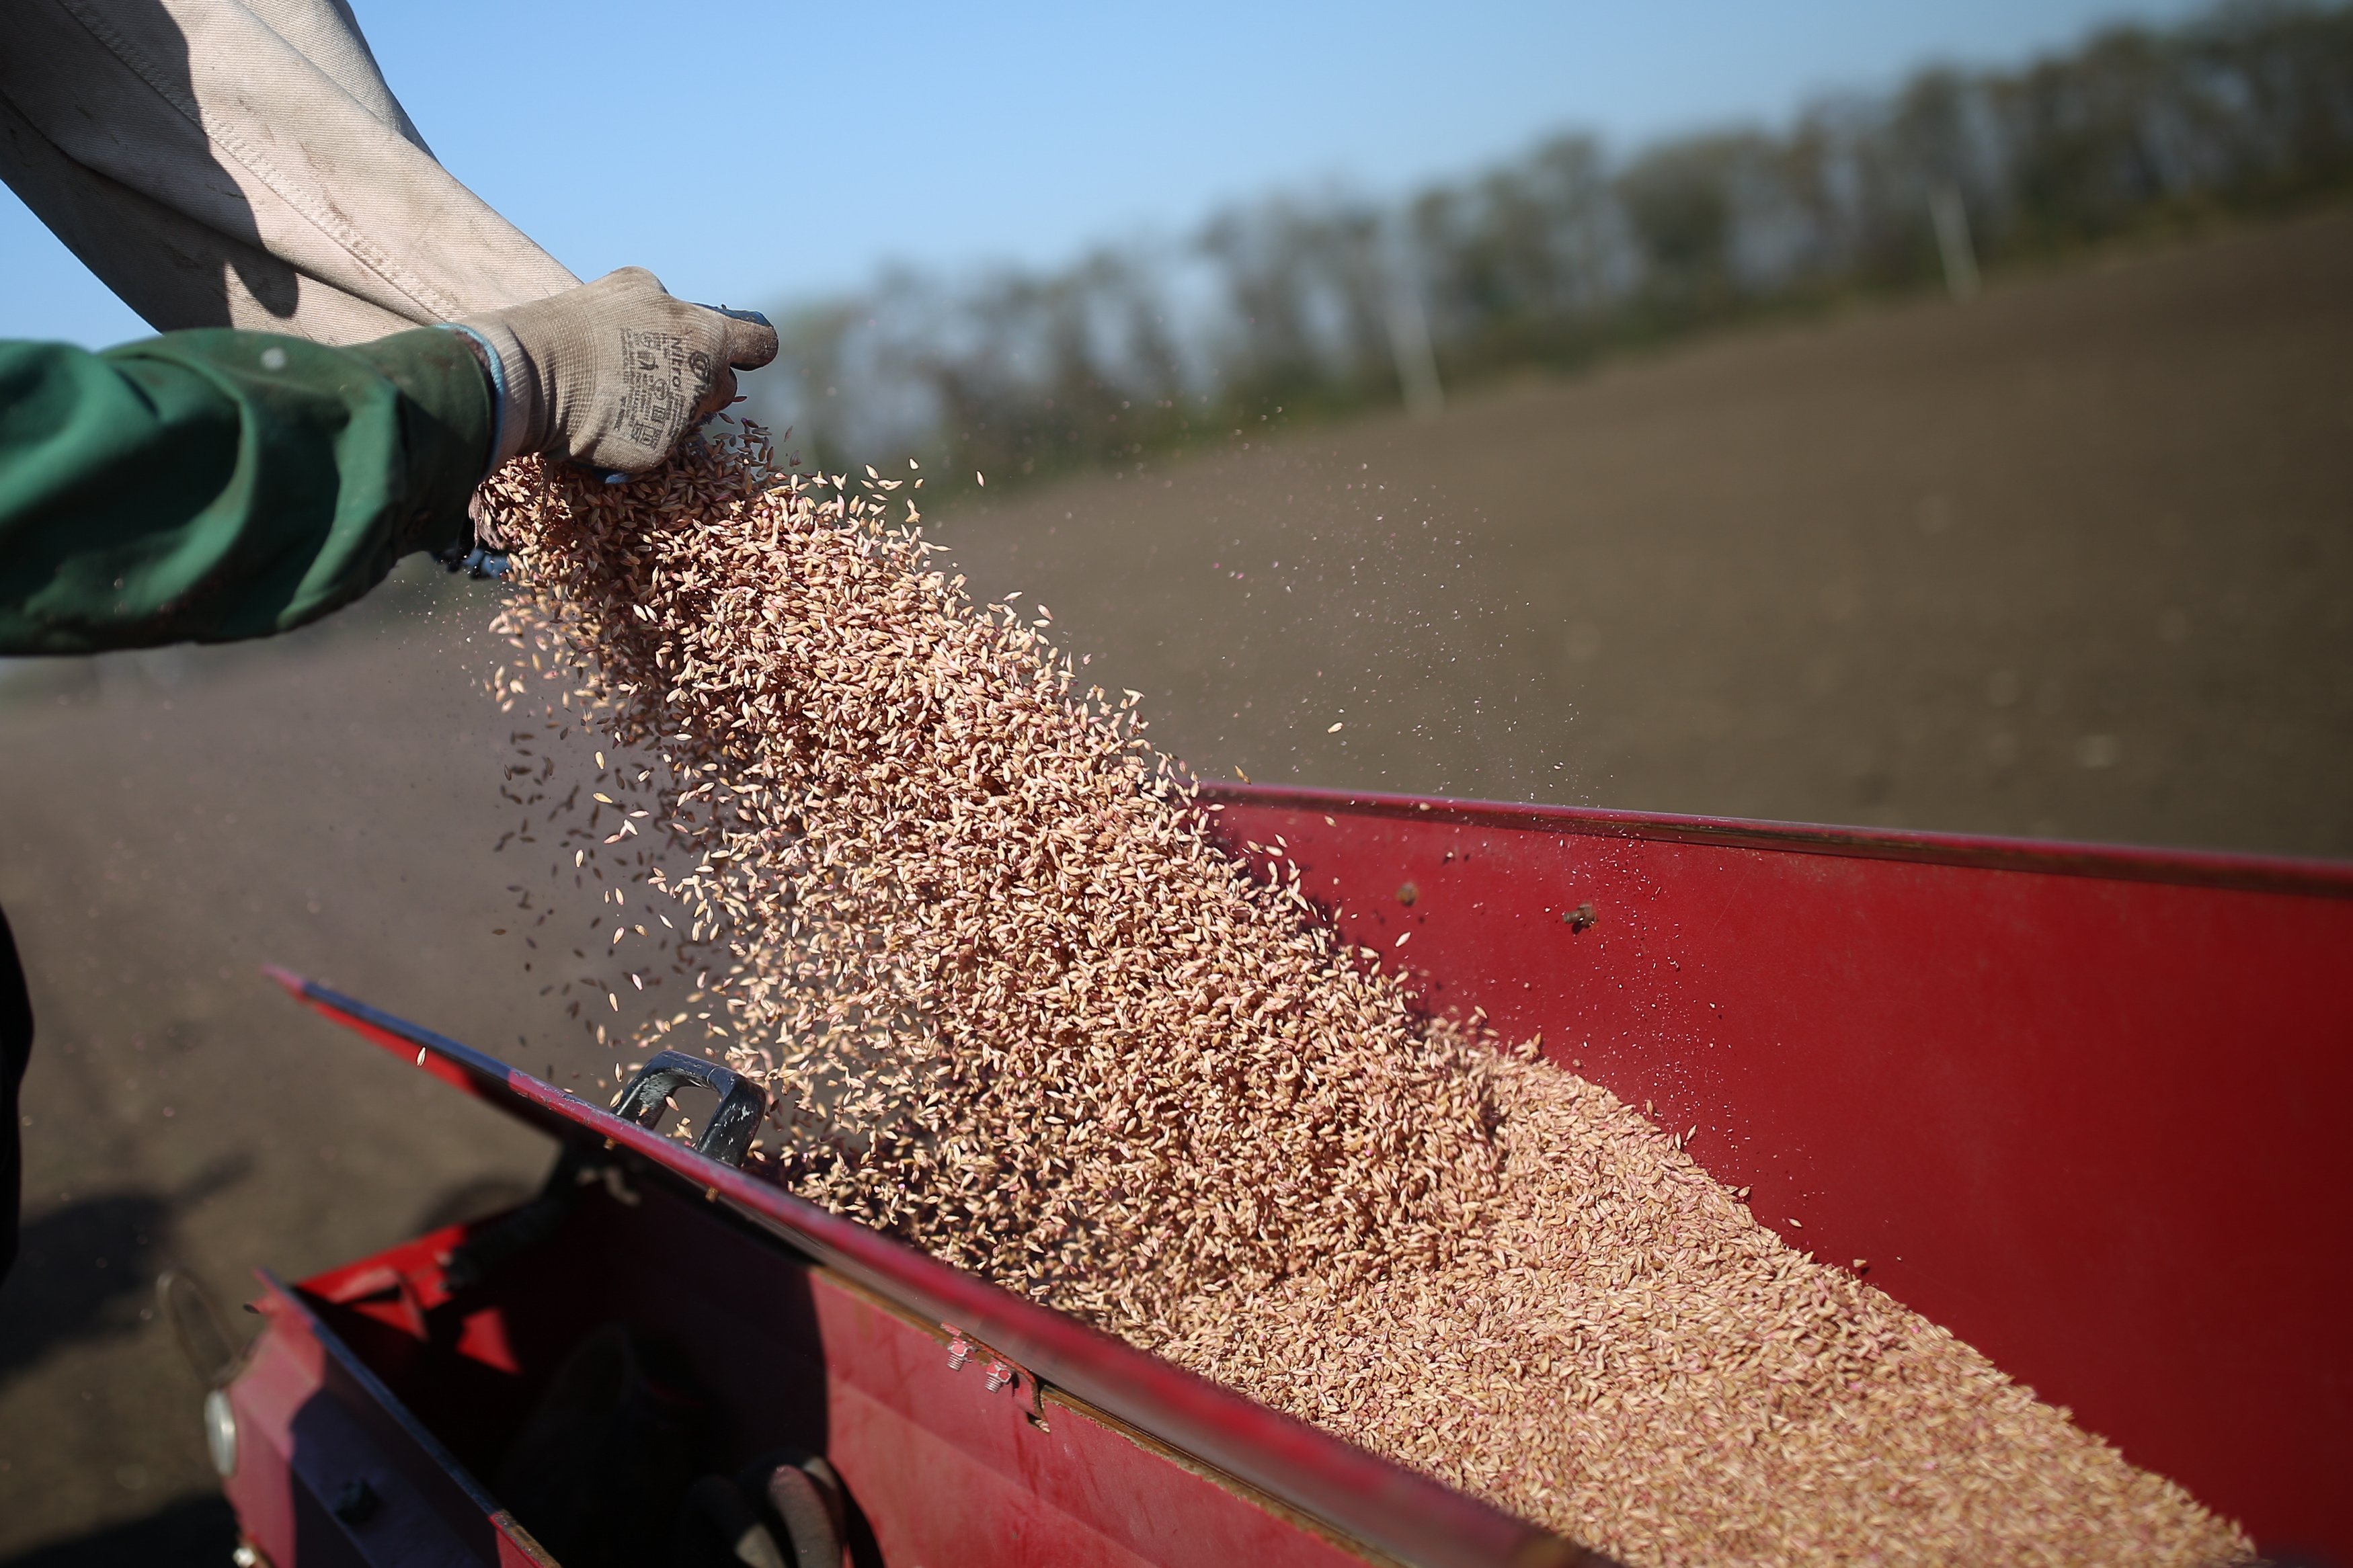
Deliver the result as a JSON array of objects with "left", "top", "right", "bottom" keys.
[{"left": 473, "top": 427, "right": 2251, "bottom": 1568}]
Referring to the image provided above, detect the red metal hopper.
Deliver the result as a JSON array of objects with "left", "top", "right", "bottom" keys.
[{"left": 213, "top": 786, "right": 2353, "bottom": 1566}]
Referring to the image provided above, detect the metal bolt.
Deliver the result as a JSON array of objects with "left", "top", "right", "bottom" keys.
[
  {"left": 982, "top": 1358, "right": 1012, "bottom": 1393},
  {"left": 331, "top": 1478, "right": 380, "bottom": 1526},
  {"left": 947, "top": 1336, "right": 971, "bottom": 1371}
]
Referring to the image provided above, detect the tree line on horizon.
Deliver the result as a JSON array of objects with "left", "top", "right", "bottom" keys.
[{"left": 748, "top": 1, "right": 2353, "bottom": 495}]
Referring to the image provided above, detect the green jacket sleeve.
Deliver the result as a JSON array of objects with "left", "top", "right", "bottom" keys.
[{"left": 0, "top": 327, "right": 492, "bottom": 655}]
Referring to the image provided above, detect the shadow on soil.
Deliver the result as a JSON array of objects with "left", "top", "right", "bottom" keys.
[
  {"left": 0, "top": 1160, "right": 250, "bottom": 1385},
  {"left": 0, "top": 1192, "right": 172, "bottom": 1385},
  {"left": 0, "top": 1495, "right": 237, "bottom": 1567}
]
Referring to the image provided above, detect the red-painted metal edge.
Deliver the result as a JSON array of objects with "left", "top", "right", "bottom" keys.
[
  {"left": 261, "top": 966, "right": 1595, "bottom": 1568},
  {"left": 241, "top": 1266, "right": 558, "bottom": 1565},
  {"left": 1194, "top": 782, "right": 2353, "bottom": 899}
]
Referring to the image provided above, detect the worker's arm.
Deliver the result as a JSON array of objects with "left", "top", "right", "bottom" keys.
[
  {"left": 0, "top": 0, "right": 581, "bottom": 341},
  {"left": 0, "top": 271, "right": 778, "bottom": 657},
  {"left": 0, "top": 326, "right": 489, "bottom": 655}
]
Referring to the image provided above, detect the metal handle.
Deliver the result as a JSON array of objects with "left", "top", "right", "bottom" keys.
[{"left": 612, "top": 1050, "right": 769, "bottom": 1168}]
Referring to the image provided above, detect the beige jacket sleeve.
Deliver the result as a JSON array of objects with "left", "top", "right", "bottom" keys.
[{"left": 0, "top": 0, "right": 577, "bottom": 344}]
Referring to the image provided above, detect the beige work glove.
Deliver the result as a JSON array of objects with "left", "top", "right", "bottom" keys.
[{"left": 454, "top": 267, "right": 781, "bottom": 475}]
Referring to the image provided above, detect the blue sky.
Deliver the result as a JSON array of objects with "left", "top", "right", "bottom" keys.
[{"left": 1, "top": 0, "right": 2205, "bottom": 347}]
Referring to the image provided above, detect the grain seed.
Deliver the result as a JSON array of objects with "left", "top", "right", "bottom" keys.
[{"left": 467, "top": 425, "right": 2248, "bottom": 1568}]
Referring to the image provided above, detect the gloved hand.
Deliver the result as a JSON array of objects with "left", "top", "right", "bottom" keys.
[{"left": 452, "top": 267, "right": 779, "bottom": 475}]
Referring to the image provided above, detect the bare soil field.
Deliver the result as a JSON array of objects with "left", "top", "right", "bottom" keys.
[
  {"left": 941, "top": 204, "right": 2353, "bottom": 855},
  {"left": 1, "top": 205, "right": 2347, "bottom": 1563}
]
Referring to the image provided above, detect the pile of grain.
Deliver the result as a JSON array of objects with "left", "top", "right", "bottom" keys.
[{"left": 473, "top": 428, "right": 2251, "bottom": 1567}]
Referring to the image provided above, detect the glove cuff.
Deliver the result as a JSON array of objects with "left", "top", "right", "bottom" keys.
[{"left": 444, "top": 318, "right": 543, "bottom": 466}]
